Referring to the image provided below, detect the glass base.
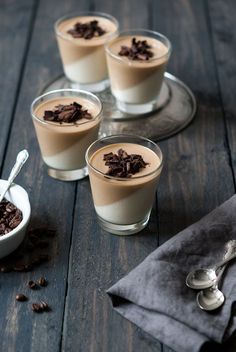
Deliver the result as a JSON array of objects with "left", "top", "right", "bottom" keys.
[
  {"left": 97, "top": 213, "right": 150, "bottom": 236},
  {"left": 46, "top": 75, "right": 110, "bottom": 93},
  {"left": 47, "top": 166, "right": 88, "bottom": 181},
  {"left": 116, "top": 99, "right": 159, "bottom": 115}
]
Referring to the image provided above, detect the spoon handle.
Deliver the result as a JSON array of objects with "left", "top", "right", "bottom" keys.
[
  {"left": 214, "top": 265, "right": 226, "bottom": 285},
  {"left": 214, "top": 240, "right": 236, "bottom": 285},
  {"left": 215, "top": 246, "right": 236, "bottom": 271},
  {"left": 0, "top": 150, "right": 29, "bottom": 203}
]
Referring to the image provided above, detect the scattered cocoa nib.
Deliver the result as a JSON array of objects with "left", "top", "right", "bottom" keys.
[
  {"left": 16, "top": 294, "right": 28, "bottom": 302},
  {"left": 0, "top": 199, "right": 23, "bottom": 236},
  {"left": 0, "top": 266, "right": 13, "bottom": 273},
  {"left": 31, "top": 303, "right": 43, "bottom": 313},
  {"left": 24, "top": 264, "right": 33, "bottom": 272},
  {"left": 119, "top": 37, "right": 154, "bottom": 61},
  {"left": 13, "top": 264, "right": 25, "bottom": 272},
  {"left": 103, "top": 148, "right": 148, "bottom": 178},
  {"left": 67, "top": 20, "right": 106, "bottom": 39},
  {"left": 32, "top": 301, "right": 50, "bottom": 313},
  {"left": 43, "top": 102, "right": 92, "bottom": 124},
  {"left": 0, "top": 227, "right": 54, "bottom": 276},
  {"left": 39, "top": 301, "right": 50, "bottom": 311},
  {"left": 38, "top": 277, "right": 47, "bottom": 287},
  {"left": 28, "top": 280, "right": 38, "bottom": 290}
]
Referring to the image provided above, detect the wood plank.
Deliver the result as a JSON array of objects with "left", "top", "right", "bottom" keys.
[
  {"left": 207, "top": 1, "right": 236, "bottom": 351},
  {"left": 154, "top": 0, "right": 234, "bottom": 242},
  {"left": 0, "top": 0, "right": 88, "bottom": 351},
  {"left": 207, "top": 0, "right": 236, "bottom": 185},
  {"left": 152, "top": 0, "right": 235, "bottom": 351},
  {"left": 62, "top": 180, "right": 160, "bottom": 352},
  {"left": 61, "top": 1, "right": 161, "bottom": 351},
  {"left": 0, "top": 0, "right": 36, "bottom": 172}
]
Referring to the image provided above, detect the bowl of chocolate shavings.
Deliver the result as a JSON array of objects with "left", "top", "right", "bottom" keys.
[{"left": 0, "top": 180, "right": 31, "bottom": 258}]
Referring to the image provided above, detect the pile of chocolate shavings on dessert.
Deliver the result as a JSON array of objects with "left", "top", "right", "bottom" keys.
[
  {"left": 0, "top": 199, "right": 23, "bottom": 235},
  {"left": 67, "top": 20, "right": 106, "bottom": 39},
  {"left": 119, "top": 37, "right": 154, "bottom": 61},
  {"left": 43, "top": 102, "right": 92, "bottom": 124},
  {"left": 103, "top": 148, "right": 149, "bottom": 178}
]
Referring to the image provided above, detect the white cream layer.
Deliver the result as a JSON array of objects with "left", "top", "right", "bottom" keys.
[
  {"left": 112, "top": 68, "right": 166, "bottom": 104},
  {"left": 43, "top": 128, "right": 99, "bottom": 171},
  {"left": 94, "top": 183, "right": 158, "bottom": 225},
  {"left": 64, "top": 48, "right": 108, "bottom": 84}
]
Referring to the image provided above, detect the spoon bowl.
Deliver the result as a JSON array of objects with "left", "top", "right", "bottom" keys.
[
  {"left": 186, "top": 268, "right": 217, "bottom": 290},
  {"left": 197, "top": 287, "right": 225, "bottom": 311}
]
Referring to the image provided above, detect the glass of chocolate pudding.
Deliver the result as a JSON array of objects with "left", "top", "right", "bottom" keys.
[
  {"left": 86, "top": 134, "right": 163, "bottom": 235},
  {"left": 55, "top": 12, "right": 119, "bottom": 92},
  {"left": 31, "top": 89, "right": 103, "bottom": 181},
  {"left": 106, "top": 29, "right": 171, "bottom": 114}
]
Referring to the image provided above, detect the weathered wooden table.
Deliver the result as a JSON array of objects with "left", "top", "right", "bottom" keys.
[{"left": 0, "top": 0, "right": 236, "bottom": 351}]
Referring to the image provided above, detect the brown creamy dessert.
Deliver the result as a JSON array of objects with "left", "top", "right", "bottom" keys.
[
  {"left": 106, "top": 33, "right": 171, "bottom": 105},
  {"left": 55, "top": 14, "right": 118, "bottom": 86},
  {"left": 87, "top": 143, "right": 162, "bottom": 226},
  {"left": 32, "top": 95, "right": 102, "bottom": 173}
]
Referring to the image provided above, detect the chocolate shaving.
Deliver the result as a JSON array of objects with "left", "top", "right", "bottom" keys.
[
  {"left": 67, "top": 20, "right": 106, "bottom": 39},
  {"left": 43, "top": 102, "right": 92, "bottom": 124},
  {"left": 103, "top": 148, "right": 148, "bottom": 178},
  {"left": 0, "top": 199, "right": 23, "bottom": 236},
  {"left": 119, "top": 37, "right": 154, "bottom": 61}
]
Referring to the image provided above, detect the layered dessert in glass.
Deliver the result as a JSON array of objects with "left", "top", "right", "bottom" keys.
[
  {"left": 86, "top": 135, "right": 163, "bottom": 235},
  {"left": 106, "top": 29, "right": 171, "bottom": 114},
  {"left": 31, "top": 89, "right": 102, "bottom": 181},
  {"left": 55, "top": 12, "right": 119, "bottom": 92}
]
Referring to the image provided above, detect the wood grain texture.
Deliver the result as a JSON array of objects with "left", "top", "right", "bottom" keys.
[
  {"left": 154, "top": 0, "right": 234, "bottom": 240},
  {"left": 61, "top": 1, "right": 161, "bottom": 351},
  {"left": 0, "top": 0, "right": 235, "bottom": 351},
  {"left": 152, "top": 1, "right": 235, "bottom": 351},
  {"left": 207, "top": 1, "right": 236, "bottom": 351},
  {"left": 208, "top": 0, "right": 236, "bottom": 181},
  {"left": 0, "top": 0, "right": 86, "bottom": 351},
  {"left": 0, "top": 0, "right": 36, "bottom": 172},
  {"left": 61, "top": 180, "right": 160, "bottom": 352}
]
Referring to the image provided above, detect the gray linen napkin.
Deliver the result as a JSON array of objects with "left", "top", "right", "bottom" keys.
[{"left": 107, "top": 195, "right": 236, "bottom": 352}]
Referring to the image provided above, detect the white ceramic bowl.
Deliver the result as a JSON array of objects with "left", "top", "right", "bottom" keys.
[{"left": 0, "top": 180, "right": 31, "bottom": 259}]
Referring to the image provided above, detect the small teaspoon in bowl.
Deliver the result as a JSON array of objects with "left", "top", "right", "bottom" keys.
[{"left": 0, "top": 149, "right": 29, "bottom": 203}]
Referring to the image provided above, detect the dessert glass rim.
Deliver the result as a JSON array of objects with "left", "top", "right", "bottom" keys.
[
  {"left": 105, "top": 28, "right": 172, "bottom": 64},
  {"left": 31, "top": 88, "right": 103, "bottom": 127},
  {"left": 55, "top": 11, "right": 119, "bottom": 42},
  {"left": 86, "top": 134, "right": 163, "bottom": 181}
]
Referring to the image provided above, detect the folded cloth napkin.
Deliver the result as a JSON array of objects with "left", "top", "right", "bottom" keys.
[{"left": 107, "top": 195, "right": 236, "bottom": 352}]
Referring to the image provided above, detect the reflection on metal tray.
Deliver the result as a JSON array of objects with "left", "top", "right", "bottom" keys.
[{"left": 42, "top": 72, "right": 196, "bottom": 141}]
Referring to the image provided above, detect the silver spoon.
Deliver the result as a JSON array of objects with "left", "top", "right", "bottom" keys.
[
  {"left": 196, "top": 240, "right": 236, "bottom": 311},
  {"left": 196, "top": 265, "right": 225, "bottom": 311},
  {"left": 186, "top": 243, "right": 236, "bottom": 290},
  {"left": 0, "top": 149, "right": 29, "bottom": 203}
]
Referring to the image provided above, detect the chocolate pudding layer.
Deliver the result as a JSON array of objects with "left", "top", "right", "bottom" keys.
[
  {"left": 33, "top": 96, "right": 101, "bottom": 171},
  {"left": 88, "top": 143, "right": 162, "bottom": 225},
  {"left": 56, "top": 15, "right": 118, "bottom": 84},
  {"left": 106, "top": 35, "right": 170, "bottom": 104}
]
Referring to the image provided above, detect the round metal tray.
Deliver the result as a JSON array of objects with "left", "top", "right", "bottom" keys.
[{"left": 42, "top": 72, "right": 196, "bottom": 141}]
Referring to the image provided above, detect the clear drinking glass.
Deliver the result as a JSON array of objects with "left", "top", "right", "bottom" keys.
[
  {"left": 105, "top": 29, "right": 171, "bottom": 114},
  {"left": 31, "top": 89, "right": 103, "bottom": 181},
  {"left": 86, "top": 134, "right": 163, "bottom": 235},
  {"left": 55, "top": 12, "right": 119, "bottom": 92}
]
